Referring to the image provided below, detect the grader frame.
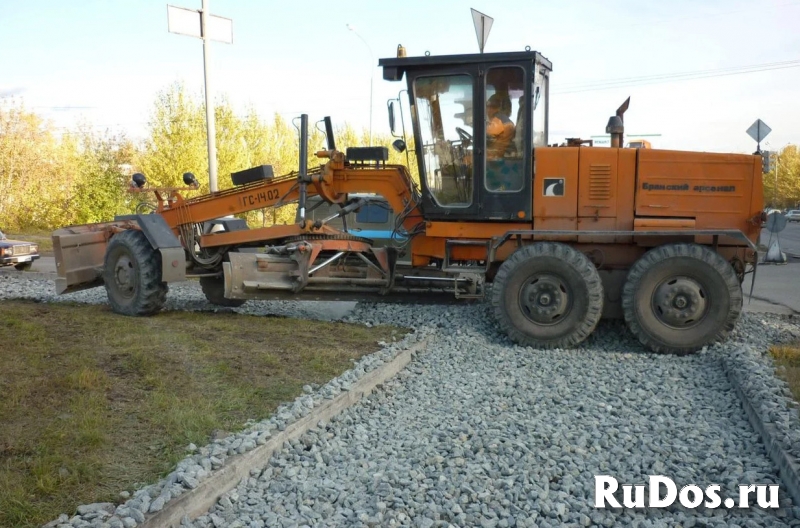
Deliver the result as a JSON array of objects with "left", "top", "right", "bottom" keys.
[{"left": 52, "top": 48, "right": 765, "bottom": 354}]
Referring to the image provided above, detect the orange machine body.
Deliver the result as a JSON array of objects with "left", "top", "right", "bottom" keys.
[{"left": 409, "top": 146, "right": 762, "bottom": 268}]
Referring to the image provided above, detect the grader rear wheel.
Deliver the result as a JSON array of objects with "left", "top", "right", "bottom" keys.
[
  {"left": 622, "top": 243, "right": 742, "bottom": 355},
  {"left": 492, "top": 242, "right": 604, "bottom": 349},
  {"left": 103, "top": 230, "right": 168, "bottom": 316}
]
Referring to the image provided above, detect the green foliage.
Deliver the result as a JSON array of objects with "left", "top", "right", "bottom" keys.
[
  {"left": 63, "top": 126, "right": 136, "bottom": 224},
  {"left": 0, "top": 102, "right": 135, "bottom": 230},
  {"left": 1, "top": 85, "right": 419, "bottom": 232},
  {"left": 0, "top": 102, "right": 70, "bottom": 230}
]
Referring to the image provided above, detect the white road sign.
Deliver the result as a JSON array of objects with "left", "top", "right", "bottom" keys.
[
  {"left": 167, "top": 5, "right": 233, "bottom": 44},
  {"left": 746, "top": 119, "right": 772, "bottom": 143},
  {"left": 471, "top": 8, "right": 493, "bottom": 53}
]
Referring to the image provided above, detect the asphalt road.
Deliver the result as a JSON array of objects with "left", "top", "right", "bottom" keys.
[{"left": 761, "top": 219, "right": 800, "bottom": 257}]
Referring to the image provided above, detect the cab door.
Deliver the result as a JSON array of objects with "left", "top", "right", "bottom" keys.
[
  {"left": 409, "top": 61, "right": 533, "bottom": 222},
  {"left": 477, "top": 64, "right": 533, "bottom": 221},
  {"left": 409, "top": 66, "right": 483, "bottom": 220}
]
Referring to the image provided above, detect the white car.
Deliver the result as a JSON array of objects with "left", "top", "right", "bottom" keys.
[{"left": 786, "top": 210, "right": 800, "bottom": 222}]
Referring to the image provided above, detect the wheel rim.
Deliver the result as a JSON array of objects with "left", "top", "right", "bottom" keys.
[
  {"left": 651, "top": 276, "right": 708, "bottom": 329},
  {"left": 519, "top": 273, "right": 572, "bottom": 325},
  {"left": 112, "top": 252, "right": 138, "bottom": 300}
]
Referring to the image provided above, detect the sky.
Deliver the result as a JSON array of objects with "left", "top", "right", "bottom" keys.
[{"left": 1, "top": 0, "right": 799, "bottom": 154}]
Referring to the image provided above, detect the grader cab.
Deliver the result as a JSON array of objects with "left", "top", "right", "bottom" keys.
[{"left": 53, "top": 48, "right": 764, "bottom": 355}]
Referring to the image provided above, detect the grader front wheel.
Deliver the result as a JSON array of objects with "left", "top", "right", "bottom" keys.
[
  {"left": 103, "top": 230, "right": 168, "bottom": 316},
  {"left": 492, "top": 242, "right": 604, "bottom": 349},
  {"left": 622, "top": 243, "right": 743, "bottom": 355}
]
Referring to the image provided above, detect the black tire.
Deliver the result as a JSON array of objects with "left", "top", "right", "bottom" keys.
[
  {"left": 103, "top": 230, "right": 168, "bottom": 316},
  {"left": 14, "top": 261, "right": 32, "bottom": 271},
  {"left": 492, "top": 242, "right": 604, "bottom": 349},
  {"left": 200, "top": 276, "right": 246, "bottom": 308},
  {"left": 622, "top": 243, "right": 742, "bottom": 355}
]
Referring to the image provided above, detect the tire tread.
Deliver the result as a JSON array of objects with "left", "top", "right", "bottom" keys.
[
  {"left": 621, "top": 243, "right": 742, "bottom": 354},
  {"left": 103, "top": 230, "right": 168, "bottom": 316},
  {"left": 491, "top": 242, "right": 604, "bottom": 349}
]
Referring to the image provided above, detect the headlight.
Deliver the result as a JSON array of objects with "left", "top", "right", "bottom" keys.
[
  {"left": 1, "top": 248, "right": 11, "bottom": 256},
  {"left": 30, "top": 244, "right": 38, "bottom": 253}
]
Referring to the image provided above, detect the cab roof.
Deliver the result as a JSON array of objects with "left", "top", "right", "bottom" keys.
[{"left": 379, "top": 50, "right": 552, "bottom": 81}]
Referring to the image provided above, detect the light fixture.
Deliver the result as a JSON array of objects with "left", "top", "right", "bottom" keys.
[{"left": 131, "top": 173, "right": 147, "bottom": 188}]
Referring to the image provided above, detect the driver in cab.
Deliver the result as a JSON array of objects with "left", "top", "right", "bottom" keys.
[{"left": 485, "top": 93, "right": 515, "bottom": 160}]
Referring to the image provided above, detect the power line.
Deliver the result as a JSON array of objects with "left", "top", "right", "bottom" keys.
[
  {"left": 555, "top": 1, "right": 800, "bottom": 40},
  {"left": 553, "top": 59, "right": 800, "bottom": 95}
]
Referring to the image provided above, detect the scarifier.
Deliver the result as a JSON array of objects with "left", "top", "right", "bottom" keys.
[{"left": 53, "top": 48, "right": 766, "bottom": 354}]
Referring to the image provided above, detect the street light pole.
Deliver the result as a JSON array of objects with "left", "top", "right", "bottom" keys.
[
  {"left": 201, "top": 0, "right": 218, "bottom": 192},
  {"left": 347, "top": 24, "right": 373, "bottom": 145}
]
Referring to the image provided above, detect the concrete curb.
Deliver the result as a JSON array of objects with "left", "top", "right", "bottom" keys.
[
  {"left": 722, "top": 360, "right": 800, "bottom": 509},
  {"left": 139, "top": 338, "right": 428, "bottom": 528}
]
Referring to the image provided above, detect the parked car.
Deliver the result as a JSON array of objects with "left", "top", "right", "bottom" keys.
[
  {"left": 0, "top": 229, "right": 40, "bottom": 270},
  {"left": 786, "top": 210, "right": 800, "bottom": 222}
]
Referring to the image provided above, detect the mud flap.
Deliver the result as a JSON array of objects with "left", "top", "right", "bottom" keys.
[{"left": 115, "top": 214, "right": 186, "bottom": 283}]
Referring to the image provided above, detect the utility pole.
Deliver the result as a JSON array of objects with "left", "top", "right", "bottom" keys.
[
  {"left": 201, "top": 0, "right": 218, "bottom": 192},
  {"left": 167, "top": 1, "right": 233, "bottom": 192}
]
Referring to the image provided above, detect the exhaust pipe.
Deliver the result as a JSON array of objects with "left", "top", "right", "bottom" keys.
[
  {"left": 298, "top": 114, "right": 309, "bottom": 222},
  {"left": 606, "top": 97, "right": 630, "bottom": 148}
]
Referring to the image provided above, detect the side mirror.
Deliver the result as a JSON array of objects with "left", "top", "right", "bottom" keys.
[{"left": 388, "top": 100, "right": 397, "bottom": 135}]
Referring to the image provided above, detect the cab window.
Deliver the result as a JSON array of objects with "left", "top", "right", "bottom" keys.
[
  {"left": 484, "top": 66, "right": 525, "bottom": 193},
  {"left": 414, "top": 74, "right": 473, "bottom": 207},
  {"left": 356, "top": 203, "right": 390, "bottom": 224}
]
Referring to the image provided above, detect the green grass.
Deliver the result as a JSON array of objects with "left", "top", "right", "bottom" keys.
[{"left": 0, "top": 300, "right": 404, "bottom": 527}]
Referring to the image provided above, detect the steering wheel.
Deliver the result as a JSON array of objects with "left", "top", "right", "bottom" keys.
[{"left": 455, "top": 126, "right": 473, "bottom": 144}]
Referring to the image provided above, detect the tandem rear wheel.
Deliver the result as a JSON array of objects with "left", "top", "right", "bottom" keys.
[
  {"left": 622, "top": 243, "right": 743, "bottom": 355},
  {"left": 492, "top": 242, "right": 604, "bottom": 349},
  {"left": 492, "top": 241, "right": 742, "bottom": 355}
]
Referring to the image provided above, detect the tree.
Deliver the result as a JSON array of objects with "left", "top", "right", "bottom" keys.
[
  {"left": 763, "top": 145, "right": 800, "bottom": 210},
  {"left": 63, "top": 125, "right": 136, "bottom": 224},
  {"left": 0, "top": 100, "right": 72, "bottom": 230}
]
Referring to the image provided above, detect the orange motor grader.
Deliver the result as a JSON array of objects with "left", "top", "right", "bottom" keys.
[{"left": 53, "top": 49, "right": 764, "bottom": 354}]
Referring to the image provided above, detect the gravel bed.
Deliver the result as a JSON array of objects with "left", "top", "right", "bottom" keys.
[{"left": 3, "top": 276, "right": 800, "bottom": 528}]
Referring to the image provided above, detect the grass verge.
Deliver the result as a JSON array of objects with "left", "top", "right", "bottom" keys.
[
  {"left": 0, "top": 299, "right": 404, "bottom": 527},
  {"left": 770, "top": 342, "right": 800, "bottom": 403}
]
